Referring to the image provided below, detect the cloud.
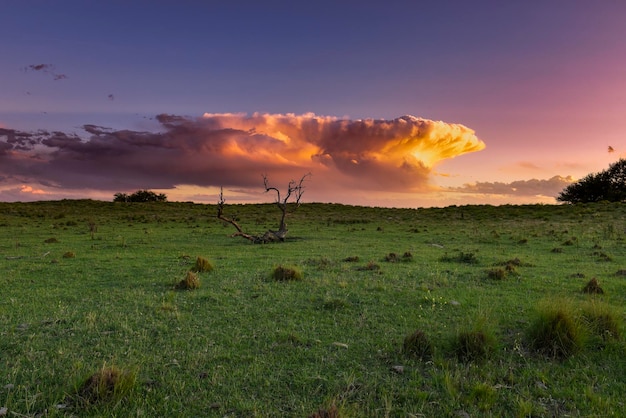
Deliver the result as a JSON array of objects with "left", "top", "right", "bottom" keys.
[
  {"left": 0, "top": 113, "right": 485, "bottom": 200},
  {"left": 22, "top": 63, "right": 68, "bottom": 80},
  {"left": 451, "top": 175, "right": 575, "bottom": 198}
]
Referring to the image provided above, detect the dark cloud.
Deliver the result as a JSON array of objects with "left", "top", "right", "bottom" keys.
[
  {"left": 0, "top": 113, "right": 485, "bottom": 197},
  {"left": 451, "top": 176, "right": 575, "bottom": 198},
  {"left": 22, "top": 63, "right": 68, "bottom": 80}
]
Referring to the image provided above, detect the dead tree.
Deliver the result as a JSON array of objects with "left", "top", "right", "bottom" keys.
[{"left": 217, "top": 173, "right": 310, "bottom": 243}]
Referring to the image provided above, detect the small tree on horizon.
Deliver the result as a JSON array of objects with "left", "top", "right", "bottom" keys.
[
  {"left": 113, "top": 190, "right": 167, "bottom": 202},
  {"left": 557, "top": 159, "right": 626, "bottom": 203}
]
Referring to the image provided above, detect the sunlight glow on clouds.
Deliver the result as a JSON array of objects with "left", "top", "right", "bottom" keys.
[{"left": 0, "top": 113, "right": 486, "bottom": 202}]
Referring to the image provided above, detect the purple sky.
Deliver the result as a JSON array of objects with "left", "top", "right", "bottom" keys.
[{"left": 1, "top": 1, "right": 625, "bottom": 206}]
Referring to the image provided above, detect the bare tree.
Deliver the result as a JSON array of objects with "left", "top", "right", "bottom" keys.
[{"left": 217, "top": 173, "right": 311, "bottom": 243}]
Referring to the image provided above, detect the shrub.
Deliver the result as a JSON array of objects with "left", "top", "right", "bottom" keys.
[
  {"left": 271, "top": 265, "right": 303, "bottom": 281},
  {"left": 582, "top": 278, "right": 604, "bottom": 294},
  {"left": 176, "top": 271, "right": 201, "bottom": 290},
  {"left": 191, "top": 256, "right": 214, "bottom": 273},
  {"left": 454, "top": 329, "right": 496, "bottom": 362},
  {"left": 527, "top": 302, "right": 586, "bottom": 359},
  {"left": 72, "top": 365, "right": 136, "bottom": 406},
  {"left": 403, "top": 329, "right": 433, "bottom": 360}
]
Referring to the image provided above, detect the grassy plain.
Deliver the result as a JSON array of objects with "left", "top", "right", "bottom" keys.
[{"left": 1, "top": 200, "right": 625, "bottom": 417}]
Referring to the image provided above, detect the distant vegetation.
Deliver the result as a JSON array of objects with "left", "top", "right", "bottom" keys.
[
  {"left": 113, "top": 190, "right": 167, "bottom": 202},
  {"left": 558, "top": 158, "right": 626, "bottom": 203}
]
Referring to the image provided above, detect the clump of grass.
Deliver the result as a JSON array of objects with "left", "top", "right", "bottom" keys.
[
  {"left": 191, "top": 256, "right": 213, "bottom": 272},
  {"left": 308, "top": 404, "right": 339, "bottom": 418},
  {"left": 562, "top": 237, "right": 577, "bottom": 246},
  {"left": 440, "top": 251, "right": 479, "bottom": 264},
  {"left": 357, "top": 261, "right": 380, "bottom": 271},
  {"left": 271, "top": 265, "right": 303, "bottom": 281},
  {"left": 342, "top": 256, "right": 360, "bottom": 262},
  {"left": 551, "top": 247, "right": 563, "bottom": 253},
  {"left": 305, "top": 257, "right": 333, "bottom": 269},
  {"left": 453, "top": 329, "right": 497, "bottom": 362},
  {"left": 402, "top": 251, "right": 413, "bottom": 261},
  {"left": 62, "top": 251, "right": 76, "bottom": 258},
  {"left": 71, "top": 364, "right": 136, "bottom": 406},
  {"left": 403, "top": 329, "right": 433, "bottom": 360},
  {"left": 582, "top": 278, "right": 604, "bottom": 294},
  {"left": 614, "top": 269, "right": 626, "bottom": 276},
  {"left": 526, "top": 301, "right": 586, "bottom": 359},
  {"left": 486, "top": 268, "right": 507, "bottom": 280},
  {"left": 322, "top": 298, "right": 350, "bottom": 310},
  {"left": 44, "top": 237, "right": 59, "bottom": 243},
  {"left": 384, "top": 252, "right": 398, "bottom": 262},
  {"left": 581, "top": 301, "right": 621, "bottom": 341},
  {"left": 592, "top": 251, "right": 612, "bottom": 262},
  {"left": 176, "top": 271, "right": 201, "bottom": 290}
]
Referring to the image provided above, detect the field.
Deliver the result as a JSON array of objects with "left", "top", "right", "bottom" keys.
[{"left": 1, "top": 200, "right": 625, "bottom": 417}]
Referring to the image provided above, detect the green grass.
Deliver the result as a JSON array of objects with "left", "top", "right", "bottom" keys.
[{"left": 1, "top": 200, "right": 625, "bottom": 416}]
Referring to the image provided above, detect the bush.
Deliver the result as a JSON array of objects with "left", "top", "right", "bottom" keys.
[
  {"left": 113, "top": 190, "right": 167, "bottom": 202},
  {"left": 271, "top": 265, "right": 303, "bottom": 281},
  {"left": 558, "top": 158, "right": 626, "bottom": 203}
]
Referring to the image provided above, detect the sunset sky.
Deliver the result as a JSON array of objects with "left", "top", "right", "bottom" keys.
[{"left": 1, "top": 1, "right": 625, "bottom": 207}]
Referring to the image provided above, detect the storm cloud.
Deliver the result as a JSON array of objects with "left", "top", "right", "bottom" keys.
[{"left": 0, "top": 113, "right": 485, "bottom": 199}]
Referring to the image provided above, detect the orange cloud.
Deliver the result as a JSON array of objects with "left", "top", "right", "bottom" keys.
[{"left": 0, "top": 113, "right": 485, "bottom": 200}]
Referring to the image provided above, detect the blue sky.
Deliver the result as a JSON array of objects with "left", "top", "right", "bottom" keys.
[{"left": 1, "top": 1, "right": 625, "bottom": 206}]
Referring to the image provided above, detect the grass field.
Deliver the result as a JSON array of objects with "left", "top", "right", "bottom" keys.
[{"left": 1, "top": 200, "right": 625, "bottom": 417}]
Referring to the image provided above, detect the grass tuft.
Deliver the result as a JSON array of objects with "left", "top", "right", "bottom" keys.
[
  {"left": 271, "top": 265, "right": 303, "bottom": 281},
  {"left": 190, "top": 256, "right": 213, "bottom": 272},
  {"left": 527, "top": 300, "right": 586, "bottom": 359},
  {"left": 403, "top": 329, "right": 433, "bottom": 360},
  {"left": 486, "top": 268, "right": 507, "bottom": 280},
  {"left": 71, "top": 364, "right": 137, "bottom": 407},
  {"left": 176, "top": 271, "right": 201, "bottom": 290},
  {"left": 62, "top": 251, "right": 76, "bottom": 258},
  {"left": 453, "top": 329, "right": 497, "bottom": 362},
  {"left": 582, "top": 278, "right": 604, "bottom": 294},
  {"left": 581, "top": 301, "right": 621, "bottom": 341},
  {"left": 308, "top": 404, "right": 340, "bottom": 418}
]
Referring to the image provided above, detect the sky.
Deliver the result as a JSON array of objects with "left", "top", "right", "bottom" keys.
[{"left": 1, "top": 1, "right": 625, "bottom": 207}]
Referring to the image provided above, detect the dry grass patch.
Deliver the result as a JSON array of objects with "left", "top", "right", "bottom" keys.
[
  {"left": 176, "top": 271, "right": 201, "bottom": 290},
  {"left": 271, "top": 265, "right": 303, "bottom": 281},
  {"left": 190, "top": 256, "right": 213, "bottom": 272},
  {"left": 582, "top": 278, "right": 604, "bottom": 294},
  {"left": 71, "top": 365, "right": 136, "bottom": 407}
]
